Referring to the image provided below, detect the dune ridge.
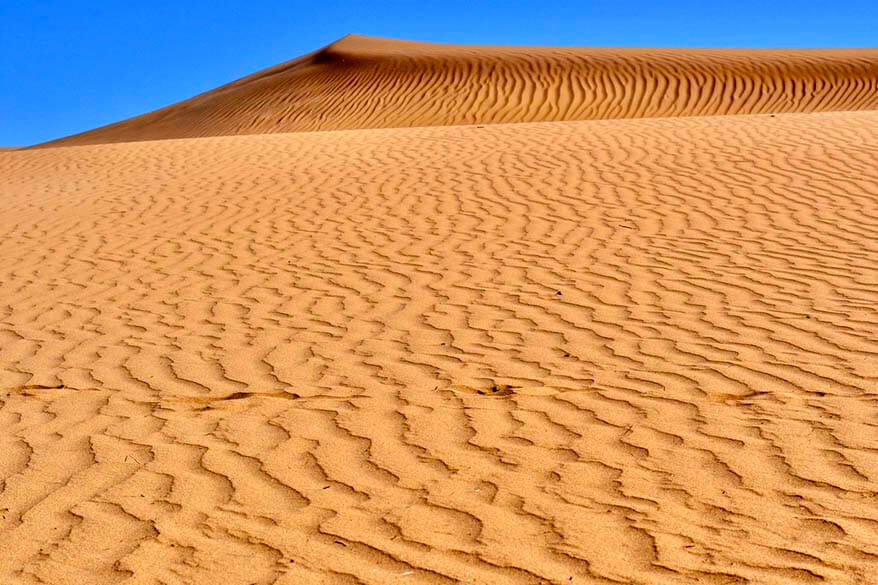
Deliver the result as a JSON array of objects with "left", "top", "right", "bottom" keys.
[
  {"left": 40, "top": 34, "right": 878, "bottom": 147},
  {"left": 2, "top": 109, "right": 877, "bottom": 583}
]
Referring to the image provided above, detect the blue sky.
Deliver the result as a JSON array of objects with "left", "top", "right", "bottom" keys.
[{"left": 2, "top": 0, "right": 876, "bottom": 146}]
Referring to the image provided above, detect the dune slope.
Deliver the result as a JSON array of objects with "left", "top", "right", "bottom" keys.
[
  {"left": 41, "top": 35, "right": 878, "bottom": 147},
  {"left": 2, "top": 111, "right": 877, "bottom": 584}
]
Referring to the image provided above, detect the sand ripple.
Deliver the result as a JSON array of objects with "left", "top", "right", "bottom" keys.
[
  {"left": 41, "top": 35, "right": 878, "bottom": 147},
  {"left": 2, "top": 110, "right": 877, "bottom": 583}
]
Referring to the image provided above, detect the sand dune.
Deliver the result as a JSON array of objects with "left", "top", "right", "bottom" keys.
[
  {"left": 41, "top": 35, "right": 878, "bottom": 147},
  {"left": 2, "top": 107, "right": 877, "bottom": 583}
]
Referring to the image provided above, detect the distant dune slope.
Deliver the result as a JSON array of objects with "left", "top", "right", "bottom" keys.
[
  {"left": 41, "top": 35, "right": 878, "bottom": 146},
  {"left": 2, "top": 111, "right": 877, "bottom": 584}
]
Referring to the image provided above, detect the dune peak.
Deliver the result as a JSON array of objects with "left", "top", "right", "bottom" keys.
[{"left": 37, "top": 37, "right": 878, "bottom": 148}]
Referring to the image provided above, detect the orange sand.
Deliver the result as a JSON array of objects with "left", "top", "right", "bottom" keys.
[
  {"left": 41, "top": 35, "right": 878, "bottom": 147},
  {"left": 1, "top": 37, "right": 877, "bottom": 585}
]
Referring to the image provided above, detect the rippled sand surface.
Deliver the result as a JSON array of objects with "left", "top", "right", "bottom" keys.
[
  {"left": 43, "top": 35, "right": 878, "bottom": 147},
  {"left": 2, "top": 37, "right": 878, "bottom": 585}
]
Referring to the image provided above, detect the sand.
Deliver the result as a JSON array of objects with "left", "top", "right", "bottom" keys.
[
  {"left": 1, "top": 37, "right": 877, "bottom": 585},
  {"left": 41, "top": 35, "right": 878, "bottom": 148}
]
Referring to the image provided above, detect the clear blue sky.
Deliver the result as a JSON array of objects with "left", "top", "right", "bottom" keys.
[{"left": 2, "top": 0, "right": 876, "bottom": 146}]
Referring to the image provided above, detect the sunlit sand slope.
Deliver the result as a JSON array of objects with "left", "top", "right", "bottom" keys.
[
  {"left": 42, "top": 35, "right": 878, "bottom": 146},
  {"left": 2, "top": 110, "right": 877, "bottom": 584}
]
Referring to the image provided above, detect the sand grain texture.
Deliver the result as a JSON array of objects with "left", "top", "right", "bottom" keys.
[{"left": 2, "top": 38, "right": 878, "bottom": 585}]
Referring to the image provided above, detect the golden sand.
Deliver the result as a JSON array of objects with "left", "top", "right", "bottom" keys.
[
  {"left": 43, "top": 35, "right": 878, "bottom": 147},
  {"left": 2, "top": 37, "right": 877, "bottom": 585}
]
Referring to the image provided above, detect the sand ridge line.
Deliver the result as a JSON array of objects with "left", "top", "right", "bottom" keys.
[{"left": 37, "top": 34, "right": 878, "bottom": 147}]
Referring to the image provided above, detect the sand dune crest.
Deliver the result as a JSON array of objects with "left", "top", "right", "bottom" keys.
[{"left": 41, "top": 34, "right": 878, "bottom": 147}]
